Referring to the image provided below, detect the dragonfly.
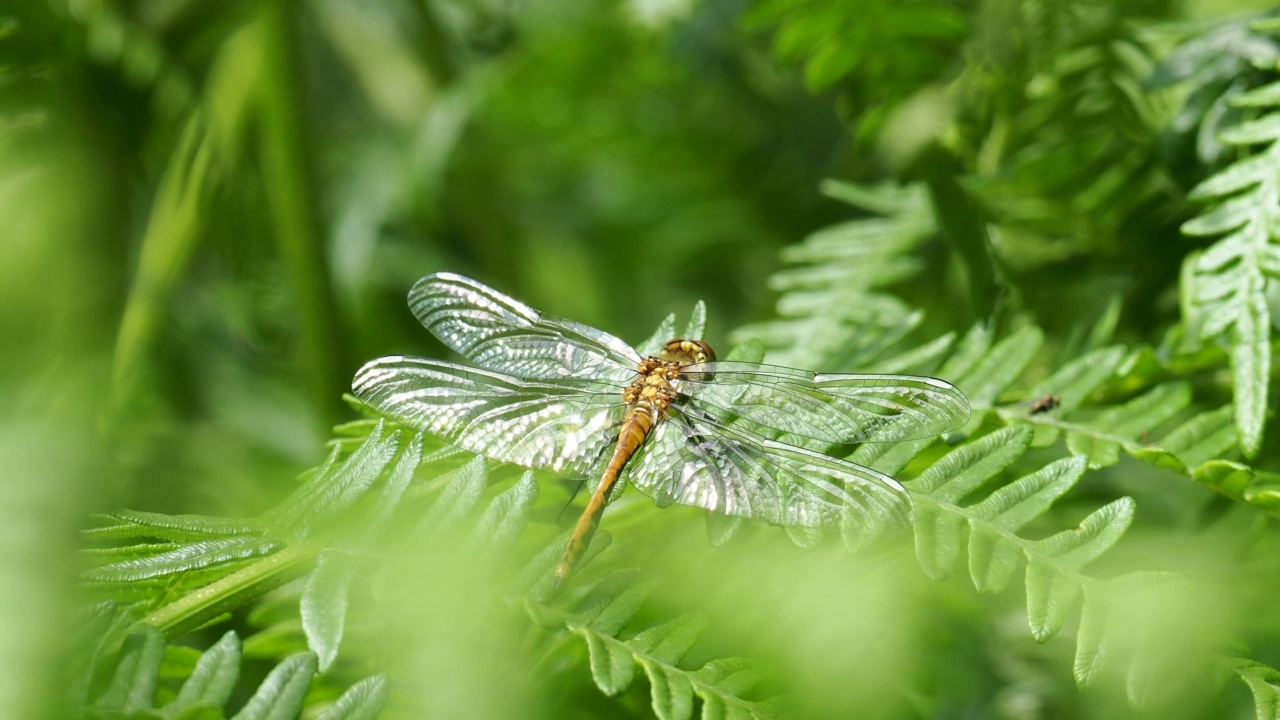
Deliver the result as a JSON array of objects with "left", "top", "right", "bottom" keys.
[{"left": 352, "top": 272, "right": 970, "bottom": 585}]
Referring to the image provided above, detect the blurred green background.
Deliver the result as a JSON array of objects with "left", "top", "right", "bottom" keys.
[{"left": 6, "top": 0, "right": 1280, "bottom": 718}]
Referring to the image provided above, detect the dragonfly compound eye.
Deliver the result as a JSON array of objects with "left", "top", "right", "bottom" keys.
[{"left": 660, "top": 339, "right": 718, "bottom": 365}]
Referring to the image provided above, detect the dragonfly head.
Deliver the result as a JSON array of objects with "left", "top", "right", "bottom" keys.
[{"left": 658, "top": 339, "right": 716, "bottom": 366}]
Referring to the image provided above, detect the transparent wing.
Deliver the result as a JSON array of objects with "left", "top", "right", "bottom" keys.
[
  {"left": 353, "top": 355, "right": 625, "bottom": 478},
  {"left": 677, "top": 362, "right": 970, "bottom": 446},
  {"left": 623, "top": 405, "right": 911, "bottom": 528},
  {"left": 408, "top": 272, "right": 640, "bottom": 382}
]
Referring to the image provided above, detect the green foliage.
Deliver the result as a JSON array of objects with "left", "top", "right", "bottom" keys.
[
  {"left": 542, "top": 572, "right": 781, "bottom": 719},
  {"left": 742, "top": 0, "right": 965, "bottom": 138},
  {"left": 1178, "top": 29, "right": 1280, "bottom": 455},
  {"left": 10, "top": 0, "right": 1280, "bottom": 719},
  {"left": 81, "top": 625, "right": 387, "bottom": 720}
]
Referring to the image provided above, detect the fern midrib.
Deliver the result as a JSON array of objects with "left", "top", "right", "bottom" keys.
[
  {"left": 995, "top": 409, "right": 1153, "bottom": 451},
  {"left": 140, "top": 538, "right": 323, "bottom": 639}
]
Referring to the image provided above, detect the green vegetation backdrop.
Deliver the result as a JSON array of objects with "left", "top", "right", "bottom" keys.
[{"left": 5, "top": 0, "right": 1280, "bottom": 718}]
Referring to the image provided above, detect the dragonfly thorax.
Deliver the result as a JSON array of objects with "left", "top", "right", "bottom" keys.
[{"left": 624, "top": 357, "right": 683, "bottom": 416}]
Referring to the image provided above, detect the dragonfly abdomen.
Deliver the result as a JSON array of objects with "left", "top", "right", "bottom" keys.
[{"left": 554, "top": 401, "right": 661, "bottom": 586}]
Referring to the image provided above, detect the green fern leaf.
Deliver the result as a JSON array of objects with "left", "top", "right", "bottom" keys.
[
  {"left": 571, "top": 573, "right": 657, "bottom": 637},
  {"left": 229, "top": 652, "right": 316, "bottom": 720},
  {"left": 268, "top": 422, "right": 403, "bottom": 536},
  {"left": 468, "top": 470, "right": 539, "bottom": 550},
  {"left": 967, "top": 457, "right": 1087, "bottom": 593},
  {"left": 1065, "top": 382, "right": 1192, "bottom": 468},
  {"left": 419, "top": 455, "right": 488, "bottom": 531},
  {"left": 1221, "top": 111, "right": 1280, "bottom": 143},
  {"left": 639, "top": 658, "right": 695, "bottom": 720},
  {"left": 583, "top": 632, "right": 637, "bottom": 696},
  {"left": 683, "top": 300, "right": 708, "bottom": 341},
  {"left": 85, "top": 511, "right": 267, "bottom": 543},
  {"left": 910, "top": 426, "right": 1033, "bottom": 580},
  {"left": 1230, "top": 283, "right": 1270, "bottom": 456},
  {"left": 83, "top": 537, "right": 285, "bottom": 583},
  {"left": 742, "top": 0, "right": 963, "bottom": 99},
  {"left": 630, "top": 616, "right": 707, "bottom": 665},
  {"left": 638, "top": 312, "right": 679, "bottom": 357},
  {"left": 945, "top": 325, "right": 1044, "bottom": 412},
  {"left": 1023, "top": 346, "right": 1127, "bottom": 448},
  {"left": 1179, "top": 76, "right": 1280, "bottom": 455},
  {"left": 164, "top": 630, "right": 241, "bottom": 714},
  {"left": 86, "top": 624, "right": 385, "bottom": 719},
  {"left": 1072, "top": 580, "right": 1113, "bottom": 687},
  {"left": 360, "top": 432, "right": 423, "bottom": 530},
  {"left": 1030, "top": 346, "right": 1126, "bottom": 410},
  {"left": 692, "top": 658, "right": 762, "bottom": 699},
  {"left": 1157, "top": 405, "right": 1237, "bottom": 468},
  {"left": 314, "top": 675, "right": 389, "bottom": 720},
  {"left": 552, "top": 575, "right": 778, "bottom": 717},
  {"left": 1193, "top": 460, "right": 1280, "bottom": 516},
  {"left": 730, "top": 182, "right": 936, "bottom": 369},
  {"left": 569, "top": 576, "right": 656, "bottom": 694},
  {"left": 95, "top": 624, "right": 166, "bottom": 713},
  {"left": 848, "top": 436, "right": 932, "bottom": 479},
  {"left": 693, "top": 658, "right": 772, "bottom": 720},
  {"left": 301, "top": 551, "right": 354, "bottom": 672},
  {"left": 1025, "top": 498, "right": 1135, "bottom": 641},
  {"left": 865, "top": 331, "right": 956, "bottom": 375}
]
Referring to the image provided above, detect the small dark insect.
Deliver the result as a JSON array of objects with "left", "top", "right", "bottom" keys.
[{"left": 1028, "top": 394, "right": 1060, "bottom": 415}]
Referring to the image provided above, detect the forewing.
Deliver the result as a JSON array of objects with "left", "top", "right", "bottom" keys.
[
  {"left": 679, "top": 362, "right": 970, "bottom": 446},
  {"left": 353, "top": 356, "right": 623, "bottom": 478},
  {"left": 408, "top": 272, "right": 640, "bottom": 382},
  {"left": 624, "top": 408, "right": 911, "bottom": 528}
]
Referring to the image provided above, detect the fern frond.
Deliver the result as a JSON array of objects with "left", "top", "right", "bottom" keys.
[
  {"left": 967, "top": 457, "right": 1087, "bottom": 593},
  {"left": 1180, "top": 66, "right": 1280, "bottom": 455},
  {"left": 267, "top": 421, "right": 408, "bottom": 536},
  {"left": 533, "top": 572, "right": 781, "bottom": 720},
  {"left": 84, "top": 536, "right": 286, "bottom": 584},
  {"left": 85, "top": 625, "right": 387, "bottom": 719},
  {"left": 83, "top": 424, "right": 400, "bottom": 598},
  {"left": 908, "top": 426, "right": 1042, "bottom": 580},
  {"left": 1149, "top": 19, "right": 1280, "bottom": 167},
  {"left": 988, "top": 355, "right": 1280, "bottom": 524},
  {"left": 730, "top": 181, "right": 937, "bottom": 369},
  {"left": 944, "top": 318, "right": 1279, "bottom": 519},
  {"left": 887, "top": 427, "right": 1163, "bottom": 700},
  {"left": 81, "top": 424, "right": 433, "bottom": 642},
  {"left": 937, "top": 324, "right": 1043, "bottom": 415},
  {"left": 889, "top": 424, "right": 1131, "bottom": 641},
  {"left": 85, "top": 511, "right": 268, "bottom": 543},
  {"left": 638, "top": 301, "right": 708, "bottom": 356},
  {"left": 741, "top": 0, "right": 964, "bottom": 132},
  {"left": 1025, "top": 498, "right": 1135, "bottom": 641}
]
